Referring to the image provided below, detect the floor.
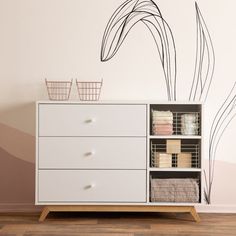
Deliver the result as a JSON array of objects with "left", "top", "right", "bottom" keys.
[{"left": 0, "top": 212, "right": 235, "bottom": 236}]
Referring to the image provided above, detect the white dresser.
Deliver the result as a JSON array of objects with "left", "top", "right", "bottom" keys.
[
  {"left": 36, "top": 102, "right": 147, "bottom": 204},
  {"left": 36, "top": 101, "right": 203, "bottom": 222}
]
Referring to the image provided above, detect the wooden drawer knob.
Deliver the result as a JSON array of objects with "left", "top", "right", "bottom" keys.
[
  {"left": 84, "top": 184, "right": 95, "bottom": 190},
  {"left": 85, "top": 151, "right": 95, "bottom": 156},
  {"left": 85, "top": 118, "right": 96, "bottom": 123}
]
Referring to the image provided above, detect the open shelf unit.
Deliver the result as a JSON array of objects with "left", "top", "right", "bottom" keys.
[{"left": 147, "top": 102, "right": 203, "bottom": 205}]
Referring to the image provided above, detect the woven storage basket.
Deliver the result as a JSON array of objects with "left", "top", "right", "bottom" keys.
[
  {"left": 152, "top": 153, "right": 172, "bottom": 168},
  {"left": 151, "top": 178, "right": 199, "bottom": 203}
]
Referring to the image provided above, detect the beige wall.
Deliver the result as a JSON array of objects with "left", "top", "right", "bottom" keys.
[{"left": 0, "top": 0, "right": 236, "bottom": 210}]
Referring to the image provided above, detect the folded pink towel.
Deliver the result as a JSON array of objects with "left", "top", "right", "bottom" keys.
[
  {"left": 153, "top": 124, "right": 173, "bottom": 135},
  {"left": 153, "top": 130, "right": 173, "bottom": 135},
  {"left": 153, "top": 120, "right": 173, "bottom": 125},
  {"left": 153, "top": 128, "right": 173, "bottom": 132},
  {"left": 153, "top": 124, "right": 173, "bottom": 130}
]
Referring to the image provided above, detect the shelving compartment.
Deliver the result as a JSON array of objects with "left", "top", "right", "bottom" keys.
[
  {"left": 150, "top": 139, "right": 201, "bottom": 168},
  {"left": 150, "top": 171, "right": 201, "bottom": 203},
  {"left": 150, "top": 104, "right": 201, "bottom": 136}
]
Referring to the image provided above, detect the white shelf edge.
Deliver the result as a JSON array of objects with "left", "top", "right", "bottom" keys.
[
  {"left": 149, "top": 135, "right": 202, "bottom": 139},
  {"left": 148, "top": 168, "right": 202, "bottom": 172},
  {"left": 147, "top": 202, "right": 202, "bottom": 206}
]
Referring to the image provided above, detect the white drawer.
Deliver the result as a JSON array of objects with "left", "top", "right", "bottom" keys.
[
  {"left": 39, "top": 137, "right": 146, "bottom": 169},
  {"left": 38, "top": 104, "right": 146, "bottom": 136},
  {"left": 38, "top": 170, "right": 146, "bottom": 203}
]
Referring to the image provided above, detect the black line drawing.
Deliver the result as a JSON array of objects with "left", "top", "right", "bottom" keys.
[
  {"left": 188, "top": 2, "right": 216, "bottom": 204},
  {"left": 100, "top": 0, "right": 177, "bottom": 100},
  {"left": 189, "top": 2, "right": 236, "bottom": 204},
  {"left": 204, "top": 82, "right": 236, "bottom": 204},
  {"left": 100, "top": 0, "right": 235, "bottom": 204},
  {"left": 189, "top": 2, "right": 215, "bottom": 102}
]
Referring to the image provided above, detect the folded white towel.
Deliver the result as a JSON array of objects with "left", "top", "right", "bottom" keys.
[
  {"left": 181, "top": 121, "right": 198, "bottom": 126},
  {"left": 181, "top": 128, "right": 198, "bottom": 135},
  {"left": 152, "top": 120, "right": 173, "bottom": 124},
  {"left": 181, "top": 113, "right": 198, "bottom": 123},
  {"left": 152, "top": 110, "right": 173, "bottom": 118}
]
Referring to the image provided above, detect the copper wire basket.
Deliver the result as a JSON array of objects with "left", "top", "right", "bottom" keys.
[
  {"left": 45, "top": 79, "right": 72, "bottom": 100},
  {"left": 76, "top": 79, "right": 103, "bottom": 101}
]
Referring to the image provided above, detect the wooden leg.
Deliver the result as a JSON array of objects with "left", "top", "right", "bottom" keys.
[
  {"left": 190, "top": 206, "right": 201, "bottom": 222},
  {"left": 38, "top": 205, "right": 200, "bottom": 222},
  {"left": 39, "top": 207, "right": 50, "bottom": 222}
]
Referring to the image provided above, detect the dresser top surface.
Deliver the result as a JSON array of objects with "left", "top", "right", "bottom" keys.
[{"left": 37, "top": 100, "right": 203, "bottom": 105}]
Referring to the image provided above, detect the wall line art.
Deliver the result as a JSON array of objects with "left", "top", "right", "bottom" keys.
[
  {"left": 190, "top": 2, "right": 236, "bottom": 204},
  {"left": 189, "top": 2, "right": 215, "bottom": 102},
  {"left": 100, "top": 0, "right": 177, "bottom": 100},
  {"left": 101, "top": 0, "right": 235, "bottom": 204},
  {"left": 204, "top": 82, "right": 236, "bottom": 204}
]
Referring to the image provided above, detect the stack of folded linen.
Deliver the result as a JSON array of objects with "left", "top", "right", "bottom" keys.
[
  {"left": 152, "top": 110, "right": 173, "bottom": 135},
  {"left": 177, "top": 152, "right": 192, "bottom": 168},
  {"left": 181, "top": 113, "right": 199, "bottom": 135},
  {"left": 153, "top": 153, "right": 172, "bottom": 168}
]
